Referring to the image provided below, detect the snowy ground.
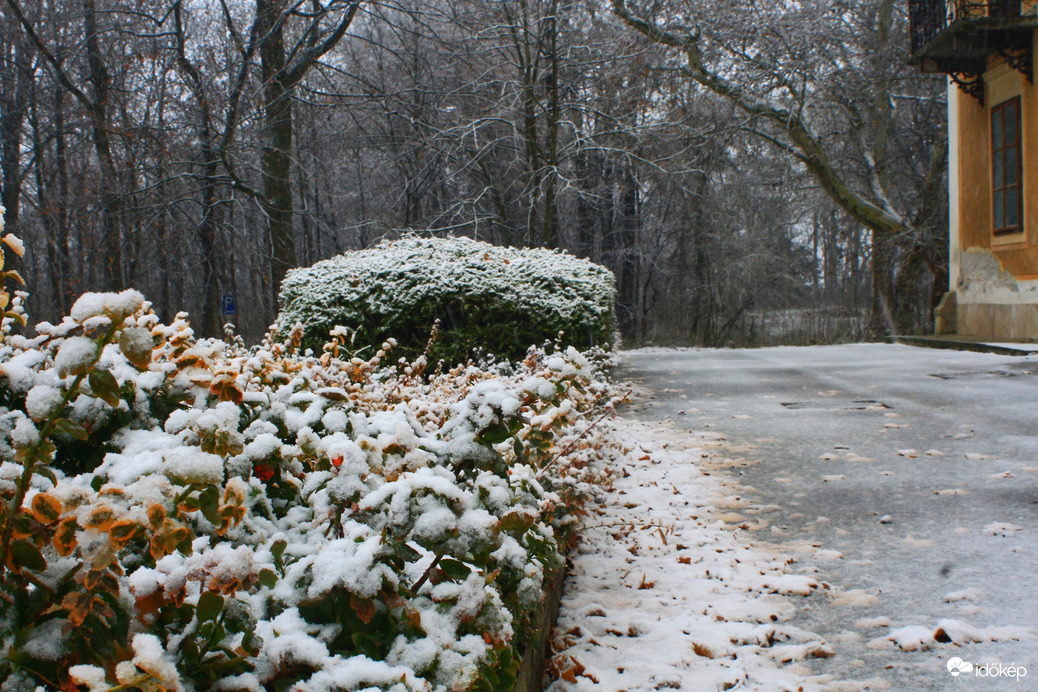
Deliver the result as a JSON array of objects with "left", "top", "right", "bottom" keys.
[
  {"left": 545, "top": 416, "right": 860, "bottom": 691},
  {"left": 546, "top": 345, "right": 1037, "bottom": 691}
]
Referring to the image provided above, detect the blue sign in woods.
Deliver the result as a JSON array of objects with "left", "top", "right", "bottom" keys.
[{"left": 222, "top": 293, "right": 237, "bottom": 316}]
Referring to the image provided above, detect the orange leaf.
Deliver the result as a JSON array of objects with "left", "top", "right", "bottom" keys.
[
  {"left": 64, "top": 592, "right": 94, "bottom": 627},
  {"left": 351, "top": 595, "right": 376, "bottom": 624},
  {"left": 108, "top": 519, "right": 140, "bottom": 547},
  {"left": 135, "top": 589, "right": 166, "bottom": 618},
  {"left": 223, "top": 484, "right": 245, "bottom": 506},
  {"left": 84, "top": 569, "right": 104, "bottom": 590},
  {"left": 84, "top": 505, "right": 115, "bottom": 532},
  {"left": 210, "top": 379, "right": 244, "bottom": 405},
  {"left": 149, "top": 534, "right": 171, "bottom": 561},
  {"left": 2, "top": 233, "right": 25, "bottom": 258},
  {"left": 210, "top": 575, "right": 242, "bottom": 596},
  {"left": 147, "top": 503, "right": 166, "bottom": 529},
  {"left": 53, "top": 517, "right": 79, "bottom": 556}
]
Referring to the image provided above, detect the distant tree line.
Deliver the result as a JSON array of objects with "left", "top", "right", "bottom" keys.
[{"left": 0, "top": 0, "right": 946, "bottom": 347}]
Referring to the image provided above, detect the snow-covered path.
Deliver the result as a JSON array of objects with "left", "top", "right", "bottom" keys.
[
  {"left": 545, "top": 417, "right": 865, "bottom": 691},
  {"left": 546, "top": 345, "right": 1036, "bottom": 691}
]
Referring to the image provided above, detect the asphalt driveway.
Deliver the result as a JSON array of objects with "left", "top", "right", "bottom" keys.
[{"left": 619, "top": 344, "right": 1038, "bottom": 691}]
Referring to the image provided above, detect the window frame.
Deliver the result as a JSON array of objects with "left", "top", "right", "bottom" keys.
[
  {"left": 990, "top": 95, "right": 1024, "bottom": 237},
  {"left": 987, "top": 0, "right": 1022, "bottom": 19}
]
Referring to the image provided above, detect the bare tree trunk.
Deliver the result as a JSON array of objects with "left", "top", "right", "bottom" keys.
[
  {"left": 81, "top": 0, "right": 123, "bottom": 290},
  {"left": 173, "top": 0, "right": 227, "bottom": 337},
  {"left": 253, "top": 0, "right": 361, "bottom": 312},
  {"left": 256, "top": 0, "right": 296, "bottom": 311},
  {"left": 0, "top": 16, "right": 32, "bottom": 241}
]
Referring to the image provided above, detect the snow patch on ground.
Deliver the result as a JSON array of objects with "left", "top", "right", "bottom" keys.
[
  {"left": 868, "top": 619, "right": 1032, "bottom": 651},
  {"left": 546, "top": 418, "right": 854, "bottom": 691}
]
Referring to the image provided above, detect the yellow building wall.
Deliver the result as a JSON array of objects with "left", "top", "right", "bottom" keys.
[{"left": 955, "top": 40, "right": 1038, "bottom": 280}]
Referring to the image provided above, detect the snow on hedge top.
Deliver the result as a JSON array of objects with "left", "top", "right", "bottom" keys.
[{"left": 277, "top": 235, "right": 616, "bottom": 339}]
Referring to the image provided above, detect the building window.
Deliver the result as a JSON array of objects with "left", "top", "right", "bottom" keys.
[
  {"left": 991, "top": 96, "right": 1022, "bottom": 235},
  {"left": 987, "top": 0, "right": 1022, "bottom": 18}
]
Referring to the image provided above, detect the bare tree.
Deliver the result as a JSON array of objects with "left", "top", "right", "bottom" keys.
[
  {"left": 611, "top": 0, "right": 947, "bottom": 334},
  {"left": 5, "top": 0, "right": 132, "bottom": 289}
]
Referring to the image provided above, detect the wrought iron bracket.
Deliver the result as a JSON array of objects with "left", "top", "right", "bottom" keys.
[
  {"left": 997, "top": 42, "right": 1034, "bottom": 83},
  {"left": 950, "top": 72, "right": 985, "bottom": 103}
]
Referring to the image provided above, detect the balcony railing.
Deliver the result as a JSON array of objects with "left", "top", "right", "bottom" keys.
[{"left": 910, "top": 0, "right": 1038, "bottom": 55}]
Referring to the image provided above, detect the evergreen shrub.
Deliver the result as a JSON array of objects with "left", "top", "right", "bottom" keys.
[{"left": 276, "top": 236, "right": 617, "bottom": 363}]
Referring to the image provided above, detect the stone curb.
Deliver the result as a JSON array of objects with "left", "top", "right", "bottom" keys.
[
  {"left": 889, "top": 334, "right": 1036, "bottom": 356},
  {"left": 515, "top": 564, "right": 567, "bottom": 692}
]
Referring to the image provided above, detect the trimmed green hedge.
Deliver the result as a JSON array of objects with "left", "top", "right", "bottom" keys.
[{"left": 277, "top": 236, "right": 617, "bottom": 363}]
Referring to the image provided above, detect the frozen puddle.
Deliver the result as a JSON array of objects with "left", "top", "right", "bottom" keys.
[{"left": 545, "top": 417, "right": 884, "bottom": 691}]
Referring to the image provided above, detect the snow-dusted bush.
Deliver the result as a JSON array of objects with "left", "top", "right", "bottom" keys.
[
  {"left": 0, "top": 272, "right": 620, "bottom": 688},
  {"left": 276, "top": 236, "right": 617, "bottom": 364}
]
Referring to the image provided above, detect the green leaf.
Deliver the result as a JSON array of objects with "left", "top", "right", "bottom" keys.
[
  {"left": 388, "top": 538, "right": 421, "bottom": 563},
  {"left": 11, "top": 513, "right": 34, "bottom": 535},
  {"left": 179, "top": 637, "right": 200, "bottom": 663},
  {"left": 477, "top": 423, "right": 510, "bottom": 446},
  {"left": 242, "top": 630, "right": 261, "bottom": 656},
  {"left": 483, "top": 667, "right": 500, "bottom": 685},
  {"left": 258, "top": 568, "right": 277, "bottom": 589},
  {"left": 53, "top": 417, "right": 89, "bottom": 441},
  {"left": 88, "top": 369, "right": 121, "bottom": 407},
  {"left": 37, "top": 466, "right": 58, "bottom": 487},
  {"left": 196, "top": 591, "right": 224, "bottom": 623},
  {"left": 10, "top": 540, "right": 46, "bottom": 572},
  {"left": 271, "top": 538, "right": 287, "bottom": 573},
  {"left": 198, "top": 486, "right": 220, "bottom": 525},
  {"left": 500, "top": 510, "right": 535, "bottom": 534},
  {"left": 439, "top": 558, "right": 471, "bottom": 582}
]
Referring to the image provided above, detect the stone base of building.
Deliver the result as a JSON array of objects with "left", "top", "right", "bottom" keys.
[
  {"left": 940, "top": 249, "right": 1038, "bottom": 341},
  {"left": 948, "top": 300, "right": 1038, "bottom": 341}
]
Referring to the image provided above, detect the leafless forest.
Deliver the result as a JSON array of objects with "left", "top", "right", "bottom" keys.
[{"left": 0, "top": 0, "right": 947, "bottom": 347}]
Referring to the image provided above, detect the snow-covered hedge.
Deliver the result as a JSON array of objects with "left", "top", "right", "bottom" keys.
[
  {"left": 276, "top": 236, "right": 617, "bottom": 364},
  {"left": 0, "top": 211, "right": 620, "bottom": 690},
  {"left": 0, "top": 305, "right": 617, "bottom": 690}
]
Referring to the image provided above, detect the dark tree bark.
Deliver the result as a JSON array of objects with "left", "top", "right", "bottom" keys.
[
  {"left": 253, "top": 0, "right": 363, "bottom": 310},
  {"left": 0, "top": 12, "right": 33, "bottom": 239}
]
